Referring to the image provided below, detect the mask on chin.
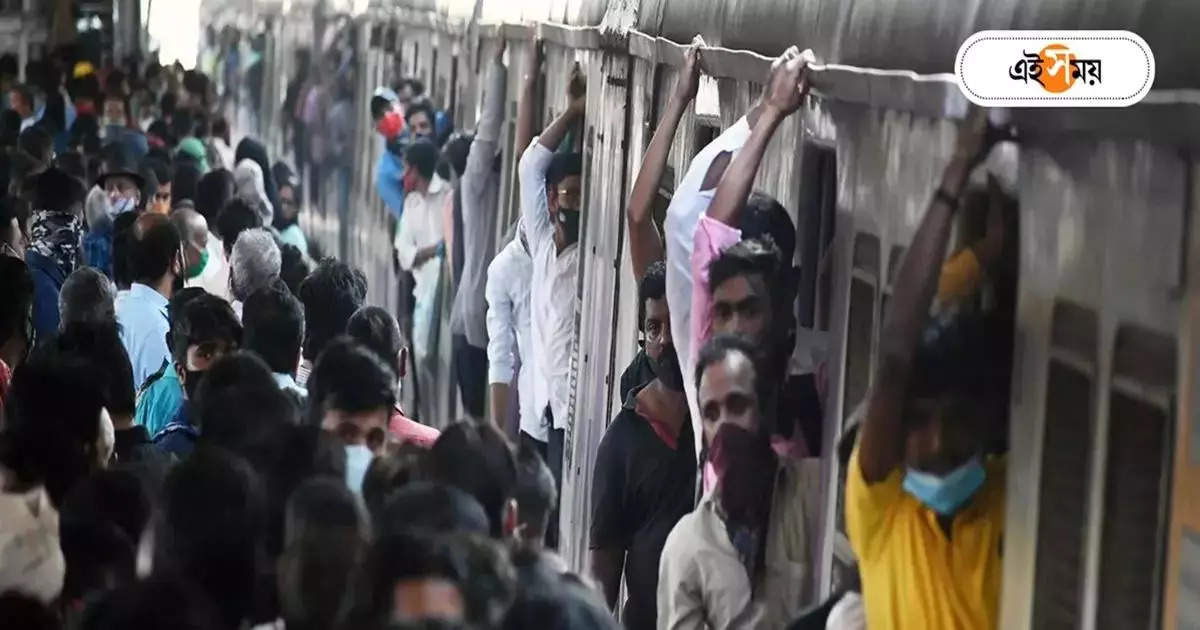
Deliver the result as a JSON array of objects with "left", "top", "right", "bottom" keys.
[
  {"left": 557, "top": 207, "right": 581, "bottom": 245},
  {"left": 184, "top": 248, "right": 209, "bottom": 279},
  {"left": 902, "top": 456, "right": 986, "bottom": 516}
]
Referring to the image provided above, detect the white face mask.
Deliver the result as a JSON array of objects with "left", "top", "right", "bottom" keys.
[
  {"left": 111, "top": 196, "right": 137, "bottom": 216},
  {"left": 344, "top": 444, "right": 374, "bottom": 496}
]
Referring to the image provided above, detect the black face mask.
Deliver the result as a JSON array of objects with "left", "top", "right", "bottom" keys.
[
  {"left": 557, "top": 207, "right": 581, "bottom": 245},
  {"left": 649, "top": 344, "right": 684, "bottom": 392},
  {"left": 183, "top": 369, "right": 205, "bottom": 401}
]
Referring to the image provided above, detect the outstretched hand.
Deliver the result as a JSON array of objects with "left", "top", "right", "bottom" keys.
[
  {"left": 763, "top": 46, "right": 810, "bottom": 118},
  {"left": 568, "top": 63, "right": 587, "bottom": 115},
  {"left": 674, "top": 35, "right": 705, "bottom": 102}
]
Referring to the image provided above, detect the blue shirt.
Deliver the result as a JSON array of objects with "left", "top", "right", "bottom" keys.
[
  {"left": 153, "top": 403, "right": 197, "bottom": 458},
  {"left": 83, "top": 224, "right": 114, "bottom": 279},
  {"left": 135, "top": 363, "right": 183, "bottom": 437},
  {"left": 116, "top": 283, "right": 171, "bottom": 391},
  {"left": 25, "top": 250, "right": 66, "bottom": 346},
  {"left": 375, "top": 148, "right": 406, "bottom": 219}
]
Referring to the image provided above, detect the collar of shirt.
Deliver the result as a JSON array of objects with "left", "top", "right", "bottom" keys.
[{"left": 127, "top": 283, "right": 169, "bottom": 311}]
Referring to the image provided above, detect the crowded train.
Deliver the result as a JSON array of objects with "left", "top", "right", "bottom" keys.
[{"left": 0, "top": 0, "right": 1195, "bottom": 628}]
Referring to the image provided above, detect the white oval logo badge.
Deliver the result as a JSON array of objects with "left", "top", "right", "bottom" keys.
[{"left": 956, "top": 31, "right": 1155, "bottom": 107}]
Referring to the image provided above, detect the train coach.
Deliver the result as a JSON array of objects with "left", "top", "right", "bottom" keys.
[{"left": 219, "top": 0, "right": 1200, "bottom": 627}]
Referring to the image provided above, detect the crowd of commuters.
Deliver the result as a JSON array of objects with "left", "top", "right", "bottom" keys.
[{"left": 0, "top": 14, "right": 1016, "bottom": 630}]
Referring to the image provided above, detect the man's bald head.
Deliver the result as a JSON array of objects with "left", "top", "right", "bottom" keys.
[{"left": 170, "top": 207, "right": 209, "bottom": 245}]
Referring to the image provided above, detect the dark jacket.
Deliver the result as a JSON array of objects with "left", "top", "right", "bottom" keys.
[
  {"left": 113, "top": 425, "right": 175, "bottom": 495},
  {"left": 25, "top": 249, "right": 66, "bottom": 344}
]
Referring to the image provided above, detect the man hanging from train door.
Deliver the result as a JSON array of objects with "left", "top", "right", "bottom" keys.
[
  {"left": 516, "top": 40, "right": 586, "bottom": 549},
  {"left": 847, "top": 107, "right": 1012, "bottom": 630},
  {"left": 662, "top": 46, "right": 826, "bottom": 472}
]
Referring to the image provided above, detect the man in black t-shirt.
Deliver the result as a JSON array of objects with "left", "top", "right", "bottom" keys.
[{"left": 590, "top": 261, "right": 696, "bottom": 630}]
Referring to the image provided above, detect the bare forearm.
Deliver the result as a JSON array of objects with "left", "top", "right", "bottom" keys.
[
  {"left": 860, "top": 154, "right": 971, "bottom": 481},
  {"left": 538, "top": 108, "right": 579, "bottom": 153},
  {"left": 707, "top": 107, "right": 784, "bottom": 226},
  {"left": 488, "top": 383, "right": 513, "bottom": 434},
  {"left": 515, "top": 75, "right": 537, "bottom": 158},
  {"left": 628, "top": 95, "right": 688, "bottom": 279}
]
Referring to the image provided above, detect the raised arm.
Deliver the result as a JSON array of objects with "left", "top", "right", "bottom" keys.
[
  {"left": 857, "top": 108, "right": 994, "bottom": 483},
  {"left": 627, "top": 41, "right": 702, "bottom": 282},
  {"left": 538, "top": 64, "right": 586, "bottom": 153},
  {"left": 514, "top": 39, "right": 542, "bottom": 166},
  {"left": 706, "top": 47, "right": 808, "bottom": 227},
  {"left": 463, "top": 44, "right": 509, "bottom": 207}
]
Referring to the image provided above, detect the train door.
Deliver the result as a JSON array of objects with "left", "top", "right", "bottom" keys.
[
  {"left": 1162, "top": 158, "right": 1200, "bottom": 630},
  {"left": 560, "top": 46, "right": 633, "bottom": 574}
]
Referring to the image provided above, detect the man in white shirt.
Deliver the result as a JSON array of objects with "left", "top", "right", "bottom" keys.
[
  {"left": 485, "top": 221, "right": 536, "bottom": 443},
  {"left": 516, "top": 58, "right": 586, "bottom": 549},
  {"left": 394, "top": 139, "right": 452, "bottom": 425}
]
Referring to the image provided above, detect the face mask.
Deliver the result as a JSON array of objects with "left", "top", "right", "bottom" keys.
[
  {"left": 111, "top": 196, "right": 136, "bottom": 216},
  {"left": 184, "top": 247, "right": 209, "bottom": 279},
  {"left": 183, "top": 369, "right": 205, "bottom": 401},
  {"left": 557, "top": 207, "right": 581, "bottom": 245},
  {"left": 376, "top": 110, "right": 404, "bottom": 140},
  {"left": 903, "top": 456, "right": 986, "bottom": 516},
  {"left": 649, "top": 344, "right": 684, "bottom": 392},
  {"left": 344, "top": 444, "right": 374, "bottom": 495}
]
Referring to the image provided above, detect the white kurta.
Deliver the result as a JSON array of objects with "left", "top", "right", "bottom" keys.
[{"left": 395, "top": 174, "right": 452, "bottom": 361}]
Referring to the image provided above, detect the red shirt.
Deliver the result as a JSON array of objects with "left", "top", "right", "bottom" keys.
[{"left": 388, "top": 406, "right": 440, "bottom": 448}]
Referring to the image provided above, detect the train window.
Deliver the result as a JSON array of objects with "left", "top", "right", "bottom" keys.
[
  {"left": 796, "top": 142, "right": 837, "bottom": 330},
  {"left": 692, "top": 125, "right": 718, "bottom": 160},
  {"left": 1031, "top": 299, "right": 1098, "bottom": 630},
  {"left": 1032, "top": 361, "right": 1095, "bottom": 630},
  {"left": 1096, "top": 324, "right": 1176, "bottom": 630}
]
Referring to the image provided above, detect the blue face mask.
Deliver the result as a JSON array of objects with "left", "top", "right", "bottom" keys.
[
  {"left": 344, "top": 444, "right": 374, "bottom": 496},
  {"left": 902, "top": 456, "right": 986, "bottom": 516}
]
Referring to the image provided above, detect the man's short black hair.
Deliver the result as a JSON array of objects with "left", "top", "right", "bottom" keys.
[
  {"left": 404, "top": 99, "right": 435, "bottom": 128},
  {"left": 546, "top": 153, "right": 582, "bottom": 191},
  {"left": 243, "top": 282, "right": 305, "bottom": 375},
  {"left": 59, "top": 468, "right": 151, "bottom": 602},
  {"left": 195, "top": 168, "right": 235, "bottom": 226},
  {"left": 31, "top": 165, "right": 87, "bottom": 212},
  {"left": 427, "top": 421, "right": 518, "bottom": 538},
  {"left": 707, "top": 236, "right": 783, "bottom": 300},
  {"left": 168, "top": 293, "right": 242, "bottom": 368},
  {"left": 19, "top": 125, "right": 53, "bottom": 165},
  {"left": 346, "top": 305, "right": 405, "bottom": 378},
  {"left": 212, "top": 116, "right": 229, "bottom": 139},
  {"left": 378, "top": 481, "right": 491, "bottom": 539},
  {"left": 693, "top": 333, "right": 760, "bottom": 392},
  {"left": 145, "top": 157, "right": 172, "bottom": 190},
  {"left": 193, "top": 112, "right": 210, "bottom": 139},
  {"left": 215, "top": 197, "right": 263, "bottom": 257},
  {"left": 1, "top": 352, "right": 106, "bottom": 507},
  {"left": 171, "top": 108, "right": 195, "bottom": 142},
  {"left": 369, "top": 94, "right": 394, "bottom": 121},
  {"left": 154, "top": 447, "right": 265, "bottom": 629},
  {"left": 159, "top": 92, "right": 177, "bottom": 119},
  {"left": 171, "top": 160, "right": 202, "bottom": 205},
  {"left": 297, "top": 258, "right": 368, "bottom": 361},
  {"left": 638, "top": 260, "right": 667, "bottom": 332},
  {"left": 128, "top": 214, "right": 181, "bottom": 285},
  {"left": 50, "top": 322, "right": 135, "bottom": 417},
  {"left": 307, "top": 337, "right": 396, "bottom": 425},
  {"left": 513, "top": 441, "right": 556, "bottom": 541},
  {"left": 740, "top": 192, "right": 795, "bottom": 265},
  {"left": 404, "top": 138, "right": 438, "bottom": 181},
  {"left": 278, "top": 243, "right": 311, "bottom": 297},
  {"left": 441, "top": 132, "right": 472, "bottom": 179}
]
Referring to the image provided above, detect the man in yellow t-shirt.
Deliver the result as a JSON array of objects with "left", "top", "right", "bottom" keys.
[{"left": 848, "top": 108, "right": 1011, "bottom": 630}]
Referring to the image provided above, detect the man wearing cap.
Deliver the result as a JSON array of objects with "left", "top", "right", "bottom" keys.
[
  {"left": 97, "top": 147, "right": 147, "bottom": 217},
  {"left": 26, "top": 167, "right": 88, "bottom": 343},
  {"left": 371, "top": 86, "right": 408, "bottom": 218}
]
